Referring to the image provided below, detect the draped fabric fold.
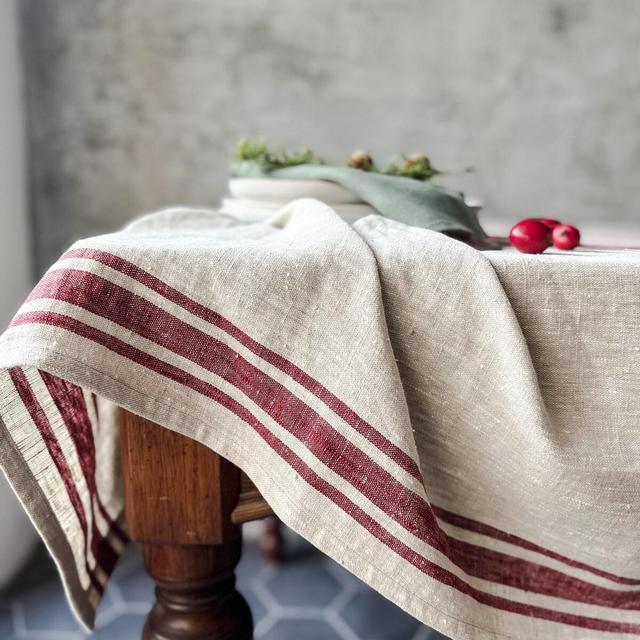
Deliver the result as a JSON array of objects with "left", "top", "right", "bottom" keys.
[{"left": 1, "top": 200, "right": 639, "bottom": 639}]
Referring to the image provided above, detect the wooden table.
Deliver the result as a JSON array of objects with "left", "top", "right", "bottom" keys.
[{"left": 120, "top": 409, "right": 273, "bottom": 639}]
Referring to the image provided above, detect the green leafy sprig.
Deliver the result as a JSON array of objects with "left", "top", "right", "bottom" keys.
[
  {"left": 234, "top": 138, "right": 324, "bottom": 172},
  {"left": 234, "top": 138, "right": 468, "bottom": 181},
  {"left": 384, "top": 154, "right": 440, "bottom": 181}
]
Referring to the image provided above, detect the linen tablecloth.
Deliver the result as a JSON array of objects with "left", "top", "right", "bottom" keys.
[{"left": 1, "top": 200, "right": 640, "bottom": 640}]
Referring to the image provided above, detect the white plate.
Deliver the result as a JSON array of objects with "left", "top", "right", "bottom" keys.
[
  {"left": 220, "top": 198, "right": 378, "bottom": 224},
  {"left": 228, "top": 179, "right": 364, "bottom": 204}
]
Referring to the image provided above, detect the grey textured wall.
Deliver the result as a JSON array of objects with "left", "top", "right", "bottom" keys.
[{"left": 21, "top": 0, "right": 640, "bottom": 271}]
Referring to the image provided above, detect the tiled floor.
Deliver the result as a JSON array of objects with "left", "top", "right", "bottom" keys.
[{"left": 0, "top": 527, "right": 449, "bottom": 640}]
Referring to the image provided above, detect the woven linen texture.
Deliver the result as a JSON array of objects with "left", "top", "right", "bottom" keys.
[{"left": 1, "top": 200, "right": 639, "bottom": 639}]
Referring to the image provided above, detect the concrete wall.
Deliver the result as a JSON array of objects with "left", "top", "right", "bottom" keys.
[
  {"left": 2, "top": 0, "right": 31, "bottom": 313},
  {"left": 0, "top": 0, "right": 38, "bottom": 587},
  {"left": 20, "top": 0, "right": 640, "bottom": 271}
]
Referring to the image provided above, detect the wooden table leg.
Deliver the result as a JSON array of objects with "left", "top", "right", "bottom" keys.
[
  {"left": 260, "top": 517, "right": 284, "bottom": 564},
  {"left": 120, "top": 410, "right": 253, "bottom": 640}
]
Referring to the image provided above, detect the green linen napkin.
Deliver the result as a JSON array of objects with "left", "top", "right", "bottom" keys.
[{"left": 231, "top": 162, "right": 488, "bottom": 243}]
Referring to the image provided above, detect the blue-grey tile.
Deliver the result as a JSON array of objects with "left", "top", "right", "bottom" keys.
[
  {"left": 92, "top": 582, "right": 123, "bottom": 627},
  {"left": 266, "top": 561, "right": 341, "bottom": 608},
  {"left": 280, "top": 531, "right": 318, "bottom": 562},
  {"left": 91, "top": 612, "right": 147, "bottom": 639},
  {"left": 18, "top": 580, "right": 83, "bottom": 633},
  {"left": 114, "top": 566, "right": 155, "bottom": 604},
  {"left": 236, "top": 542, "right": 264, "bottom": 582},
  {"left": 242, "top": 586, "right": 267, "bottom": 626},
  {"left": 2, "top": 533, "right": 452, "bottom": 640},
  {"left": 340, "top": 590, "right": 421, "bottom": 640},
  {"left": 0, "top": 601, "right": 13, "bottom": 639},
  {"left": 261, "top": 619, "right": 342, "bottom": 640}
]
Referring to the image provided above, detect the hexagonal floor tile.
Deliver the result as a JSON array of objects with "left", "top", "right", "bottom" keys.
[
  {"left": 0, "top": 599, "right": 13, "bottom": 639},
  {"left": 114, "top": 564, "right": 155, "bottom": 604},
  {"left": 236, "top": 540, "right": 265, "bottom": 582},
  {"left": 91, "top": 612, "right": 148, "bottom": 639},
  {"left": 321, "top": 557, "right": 363, "bottom": 590},
  {"left": 16, "top": 579, "right": 84, "bottom": 634},
  {"left": 340, "top": 590, "right": 422, "bottom": 640},
  {"left": 243, "top": 588, "right": 268, "bottom": 626},
  {"left": 3, "top": 533, "right": 448, "bottom": 640},
  {"left": 261, "top": 618, "right": 343, "bottom": 640},
  {"left": 265, "top": 559, "right": 342, "bottom": 608}
]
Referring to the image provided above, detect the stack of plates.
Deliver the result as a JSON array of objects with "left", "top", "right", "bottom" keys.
[
  {"left": 220, "top": 178, "right": 482, "bottom": 224},
  {"left": 220, "top": 179, "right": 379, "bottom": 224}
]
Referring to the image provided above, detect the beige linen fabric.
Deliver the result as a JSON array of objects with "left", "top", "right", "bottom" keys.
[{"left": 0, "top": 199, "right": 639, "bottom": 639}]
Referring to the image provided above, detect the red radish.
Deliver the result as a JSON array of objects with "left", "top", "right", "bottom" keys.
[
  {"left": 537, "top": 217, "right": 561, "bottom": 230},
  {"left": 552, "top": 224, "right": 580, "bottom": 250},
  {"left": 509, "top": 219, "right": 551, "bottom": 254}
]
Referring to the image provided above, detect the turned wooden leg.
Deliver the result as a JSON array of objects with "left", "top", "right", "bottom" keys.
[
  {"left": 260, "top": 517, "right": 284, "bottom": 564},
  {"left": 120, "top": 410, "right": 254, "bottom": 640},
  {"left": 143, "top": 541, "right": 252, "bottom": 640}
]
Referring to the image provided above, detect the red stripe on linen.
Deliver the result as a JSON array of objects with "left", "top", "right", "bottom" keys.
[
  {"left": 249, "top": 426, "right": 640, "bottom": 634},
  {"left": 9, "top": 312, "right": 640, "bottom": 634},
  {"left": 22, "top": 268, "right": 640, "bottom": 609},
  {"left": 24, "top": 269, "right": 444, "bottom": 550},
  {"left": 434, "top": 506, "right": 640, "bottom": 587},
  {"left": 61, "top": 247, "right": 423, "bottom": 482},
  {"left": 8, "top": 367, "right": 107, "bottom": 593},
  {"left": 61, "top": 249, "right": 640, "bottom": 590},
  {"left": 39, "top": 371, "right": 127, "bottom": 548}
]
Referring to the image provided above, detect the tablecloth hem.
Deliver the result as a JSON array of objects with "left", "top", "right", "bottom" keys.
[
  {"left": 0, "top": 413, "right": 98, "bottom": 631},
  {"left": 0, "top": 342, "right": 634, "bottom": 640}
]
